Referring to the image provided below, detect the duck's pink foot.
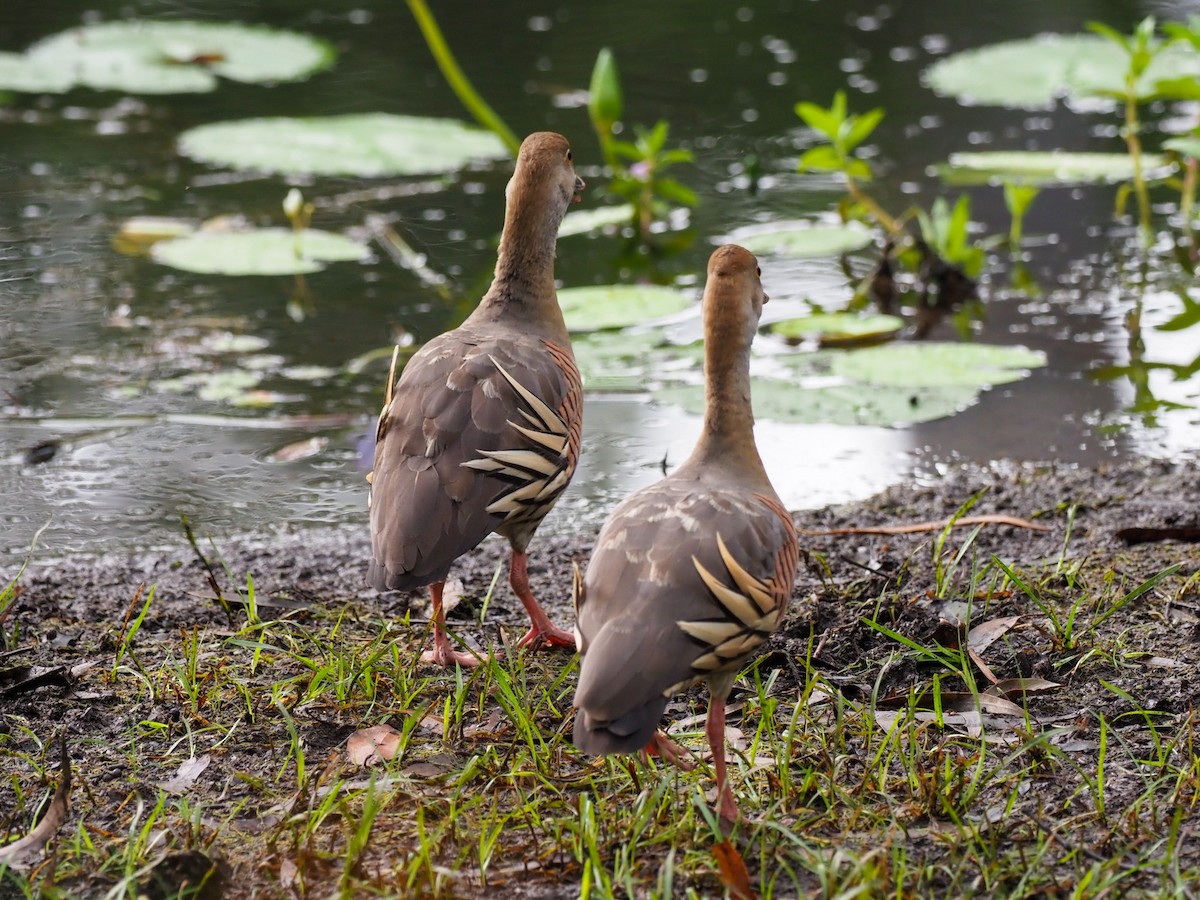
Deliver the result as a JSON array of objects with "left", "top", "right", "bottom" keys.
[
  {"left": 515, "top": 620, "right": 576, "bottom": 650},
  {"left": 642, "top": 730, "right": 697, "bottom": 772},
  {"left": 420, "top": 631, "right": 484, "bottom": 667}
]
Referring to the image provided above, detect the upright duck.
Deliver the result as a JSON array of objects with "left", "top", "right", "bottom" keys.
[
  {"left": 572, "top": 244, "right": 798, "bottom": 821},
  {"left": 369, "top": 132, "right": 584, "bottom": 667}
]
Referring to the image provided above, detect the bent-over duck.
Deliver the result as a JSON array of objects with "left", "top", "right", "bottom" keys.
[
  {"left": 369, "top": 132, "right": 584, "bottom": 667},
  {"left": 572, "top": 244, "right": 798, "bottom": 821}
]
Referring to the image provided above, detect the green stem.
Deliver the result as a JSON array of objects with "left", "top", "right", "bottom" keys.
[
  {"left": 405, "top": 0, "right": 521, "bottom": 156},
  {"left": 1124, "top": 86, "right": 1151, "bottom": 235},
  {"left": 846, "top": 176, "right": 904, "bottom": 239}
]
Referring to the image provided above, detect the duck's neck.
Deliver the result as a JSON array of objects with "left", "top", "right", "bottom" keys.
[
  {"left": 473, "top": 192, "right": 565, "bottom": 333},
  {"left": 687, "top": 326, "right": 768, "bottom": 481}
]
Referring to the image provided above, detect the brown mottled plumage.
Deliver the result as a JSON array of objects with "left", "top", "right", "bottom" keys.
[
  {"left": 572, "top": 244, "right": 799, "bottom": 822},
  {"left": 368, "top": 132, "right": 584, "bottom": 667}
]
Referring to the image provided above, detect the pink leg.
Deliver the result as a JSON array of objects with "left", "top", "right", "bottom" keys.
[
  {"left": 510, "top": 549, "right": 575, "bottom": 650},
  {"left": 641, "top": 730, "right": 697, "bottom": 772},
  {"left": 419, "top": 581, "right": 483, "bottom": 668},
  {"left": 707, "top": 694, "right": 739, "bottom": 822}
]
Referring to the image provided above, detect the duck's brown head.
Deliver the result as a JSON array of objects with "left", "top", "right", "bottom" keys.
[
  {"left": 704, "top": 244, "right": 768, "bottom": 345},
  {"left": 507, "top": 131, "right": 585, "bottom": 217}
]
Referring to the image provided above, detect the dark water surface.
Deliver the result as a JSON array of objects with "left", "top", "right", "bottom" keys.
[{"left": 2, "top": 0, "right": 1198, "bottom": 568}]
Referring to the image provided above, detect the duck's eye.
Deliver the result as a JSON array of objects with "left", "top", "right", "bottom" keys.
[
  {"left": 566, "top": 149, "right": 573, "bottom": 162},
  {"left": 755, "top": 266, "right": 762, "bottom": 278}
]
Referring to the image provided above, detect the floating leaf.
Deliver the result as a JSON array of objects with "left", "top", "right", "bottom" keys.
[
  {"left": 558, "top": 284, "right": 692, "bottom": 332},
  {"left": 728, "top": 222, "right": 874, "bottom": 258},
  {"left": 151, "top": 228, "right": 366, "bottom": 275},
  {"left": 19, "top": 20, "right": 335, "bottom": 94},
  {"left": 0, "top": 51, "right": 74, "bottom": 94},
  {"left": 657, "top": 378, "right": 979, "bottom": 427},
  {"left": 924, "top": 34, "right": 1200, "bottom": 109},
  {"left": 1164, "top": 136, "right": 1200, "bottom": 161},
  {"left": 179, "top": 114, "right": 509, "bottom": 177},
  {"left": 113, "top": 217, "right": 198, "bottom": 256},
  {"left": 572, "top": 329, "right": 672, "bottom": 391},
  {"left": 558, "top": 204, "right": 635, "bottom": 237},
  {"left": 656, "top": 343, "right": 1045, "bottom": 427},
  {"left": 771, "top": 312, "right": 904, "bottom": 346},
  {"left": 937, "top": 151, "right": 1173, "bottom": 186},
  {"left": 824, "top": 342, "right": 1046, "bottom": 388}
]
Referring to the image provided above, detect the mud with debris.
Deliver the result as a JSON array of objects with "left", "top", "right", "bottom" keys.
[{"left": 2, "top": 458, "right": 1198, "bottom": 896}]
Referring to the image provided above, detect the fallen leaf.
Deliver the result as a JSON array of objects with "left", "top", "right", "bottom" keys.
[
  {"left": 713, "top": 840, "right": 756, "bottom": 900},
  {"left": 268, "top": 436, "right": 328, "bottom": 462},
  {"left": 347, "top": 724, "right": 402, "bottom": 766},
  {"left": 800, "top": 514, "right": 1050, "bottom": 536},
  {"left": 159, "top": 755, "right": 212, "bottom": 794},
  {"left": 968, "top": 616, "right": 1021, "bottom": 653},
  {"left": 0, "top": 665, "right": 72, "bottom": 698},
  {"left": 986, "top": 677, "right": 1061, "bottom": 698},
  {"left": 0, "top": 731, "right": 71, "bottom": 865}
]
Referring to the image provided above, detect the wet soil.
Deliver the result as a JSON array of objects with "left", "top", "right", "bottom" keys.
[{"left": 2, "top": 457, "right": 1199, "bottom": 897}]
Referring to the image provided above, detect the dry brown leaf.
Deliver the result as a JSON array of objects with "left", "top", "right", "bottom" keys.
[
  {"left": 347, "top": 724, "right": 402, "bottom": 766},
  {"left": 0, "top": 731, "right": 71, "bottom": 865},
  {"left": 966, "top": 645, "right": 999, "bottom": 685},
  {"left": 800, "top": 514, "right": 1050, "bottom": 536},
  {"left": 986, "top": 677, "right": 1061, "bottom": 699},
  {"left": 268, "top": 437, "right": 328, "bottom": 462},
  {"left": 713, "top": 839, "right": 756, "bottom": 900},
  {"left": 159, "top": 754, "right": 211, "bottom": 794},
  {"left": 967, "top": 615, "right": 1021, "bottom": 653}
]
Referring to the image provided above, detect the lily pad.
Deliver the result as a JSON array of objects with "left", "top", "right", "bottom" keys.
[
  {"left": 771, "top": 313, "right": 904, "bottom": 346},
  {"left": 0, "top": 51, "right": 74, "bottom": 94},
  {"left": 1164, "top": 137, "right": 1200, "bottom": 161},
  {"left": 728, "top": 222, "right": 874, "bottom": 258},
  {"left": 821, "top": 342, "right": 1046, "bottom": 388},
  {"left": 571, "top": 329, "right": 670, "bottom": 391},
  {"left": 558, "top": 285, "right": 692, "bottom": 333},
  {"left": 656, "top": 342, "right": 1046, "bottom": 427},
  {"left": 151, "top": 228, "right": 367, "bottom": 275},
  {"left": 559, "top": 204, "right": 635, "bottom": 237},
  {"left": 924, "top": 34, "right": 1200, "bottom": 109},
  {"left": 179, "top": 114, "right": 509, "bottom": 177},
  {"left": 657, "top": 379, "right": 981, "bottom": 427},
  {"left": 11, "top": 21, "right": 335, "bottom": 95},
  {"left": 936, "top": 151, "right": 1173, "bottom": 186}
]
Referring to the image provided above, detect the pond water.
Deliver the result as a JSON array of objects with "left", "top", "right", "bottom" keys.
[{"left": 2, "top": 0, "right": 1198, "bottom": 570}]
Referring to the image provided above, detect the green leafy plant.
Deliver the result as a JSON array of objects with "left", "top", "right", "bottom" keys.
[
  {"left": 1087, "top": 18, "right": 1169, "bottom": 235},
  {"left": 797, "top": 90, "right": 986, "bottom": 335},
  {"left": 588, "top": 48, "right": 698, "bottom": 241}
]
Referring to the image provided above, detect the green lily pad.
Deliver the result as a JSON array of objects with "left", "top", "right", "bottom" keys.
[
  {"left": 572, "top": 329, "right": 670, "bottom": 391},
  {"left": 151, "top": 228, "right": 366, "bottom": 275},
  {"left": 730, "top": 222, "right": 874, "bottom": 258},
  {"left": 771, "top": 313, "right": 904, "bottom": 346},
  {"left": 14, "top": 21, "right": 334, "bottom": 95},
  {"left": 924, "top": 34, "right": 1200, "bottom": 109},
  {"left": 1164, "top": 137, "right": 1200, "bottom": 161},
  {"left": 179, "top": 113, "right": 509, "bottom": 177},
  {"left": 656, "top": 379, "right": 980, "bottom": 427},
  {"left": 0, "top": 51, "right": 74, "bottom": 94},
  {"left": 936, "top": 151, "right": 1173, "bottom": 186},
  {"left": 822, "top": 342, "right": 1046, "bottom": 388},
  {"left": 656, "top": 341, "right": 1046, "bottom": 427},
  {"left": 559, "top": 204, "right": 635, "bottom": 237},
  {"left": 558, "top": 284, "right": 693, "bottom": 333}
]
